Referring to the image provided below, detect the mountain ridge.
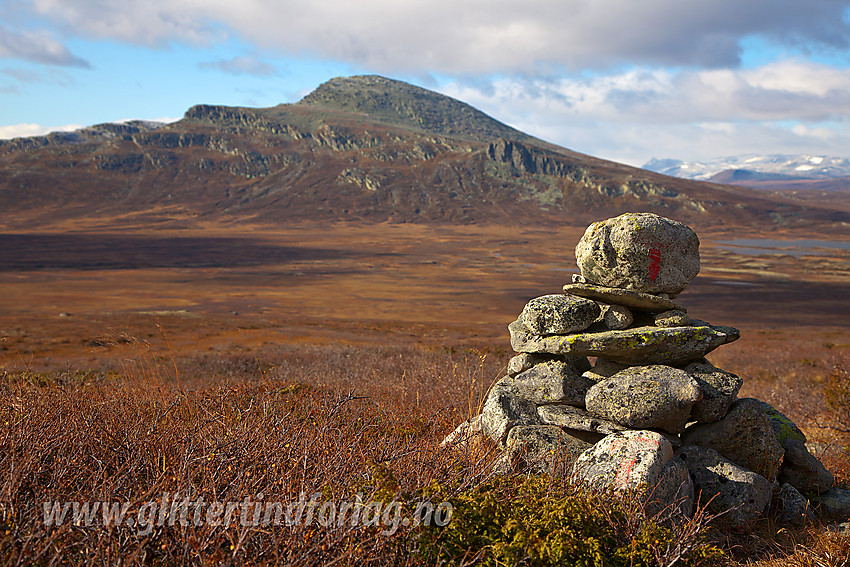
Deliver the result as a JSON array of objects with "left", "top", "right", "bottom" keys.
[
  {"left": 644, "top": 154, "right": 850, "bottom": 181},
  {"left": 1, "top": 75, "right": 848, "bottom": 230}
]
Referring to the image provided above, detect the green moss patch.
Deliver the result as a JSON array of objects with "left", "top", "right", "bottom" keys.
[{"left": 419, "top": 475, "right": 722, "bottom": 566}]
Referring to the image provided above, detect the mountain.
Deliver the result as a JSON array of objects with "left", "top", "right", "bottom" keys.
[
  {"left": 2, "top": 75, "right": 849, "bottom": 229},
  {"left": 297, "top": 75, "right": 538, "bottom": 144},
  {"left": 643, "top": 154, "right": 850, "bottom": 201},
  {"left": 644, "top": 154, "right": 850, "bottom": 182}
]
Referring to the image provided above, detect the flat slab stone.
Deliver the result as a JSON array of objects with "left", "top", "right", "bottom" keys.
[
  {"left": 564, "top": 282, "right": 686, "bottom": 312},
  {"left": 509, "top": 319, "right": 739, "bottom": 366},
  {"left": 537, "top": 404, "right": 628, "bottom": 435}
]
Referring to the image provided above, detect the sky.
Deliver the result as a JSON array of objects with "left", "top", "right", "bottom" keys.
[{"left": 1, "top": 0, "right": 849, "bottom": 167}]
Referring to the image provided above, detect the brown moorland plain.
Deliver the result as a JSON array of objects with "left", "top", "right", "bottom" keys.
[{"left": 2, "top": 219, "right": 850, "bottom": 565}]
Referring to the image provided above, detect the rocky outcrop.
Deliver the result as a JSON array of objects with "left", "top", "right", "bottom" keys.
[
  {"left": 487, "top": 138, "right": 578, "bottom": 178},
  {"left": 4, "top": 76, "right": 847, "bottom": 229}
]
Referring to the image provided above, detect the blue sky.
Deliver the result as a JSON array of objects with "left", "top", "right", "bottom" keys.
[{"left": 1, "top": 0, "right": 849, "bottom": 166}]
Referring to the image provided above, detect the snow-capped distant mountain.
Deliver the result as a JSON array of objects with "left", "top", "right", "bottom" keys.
[{"left": 643, "top": 155, "right": 850, "bottom": 181}]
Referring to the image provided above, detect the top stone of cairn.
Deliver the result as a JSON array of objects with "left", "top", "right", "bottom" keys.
[{"left": 575, "top": 212, "right": 700, "bottom": 298}]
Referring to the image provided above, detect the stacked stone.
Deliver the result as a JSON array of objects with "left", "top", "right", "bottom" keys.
[{"left": 445, "top": 212, "right": 840, "bottom": 527}]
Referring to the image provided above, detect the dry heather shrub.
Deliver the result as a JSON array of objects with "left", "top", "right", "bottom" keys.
[
  {"left": 1, "top": 340, "right": 843, "bottom": 566},
  {"left": 0, "top": 345, "right": 505, "bottom": 565},
  {"left": 824, "top": 356, "right": 850, "bottom": 437},
  {"left": 819, "top": 356, "right": 850, "bottom": 484},
  {"left": 746, "top": 528, "right": 850, "bottom": 567}
]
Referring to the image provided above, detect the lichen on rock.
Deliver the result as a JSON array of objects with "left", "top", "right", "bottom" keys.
[{"left": 574, "top": 212, "right": 700, "bottom": 297}]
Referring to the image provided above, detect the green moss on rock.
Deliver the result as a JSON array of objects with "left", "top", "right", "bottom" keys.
[{"left": 756, "top": 400, "right": 806, "bottom": 446}]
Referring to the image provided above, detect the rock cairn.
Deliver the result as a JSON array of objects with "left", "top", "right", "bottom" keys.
[{"left": 443, "top": 212, "right": 841, "bottom": 526}]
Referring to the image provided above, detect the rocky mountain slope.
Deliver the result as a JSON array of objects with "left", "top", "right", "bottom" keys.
[{"left": 1, "top": 75, "right": 848, "bottom": 229}]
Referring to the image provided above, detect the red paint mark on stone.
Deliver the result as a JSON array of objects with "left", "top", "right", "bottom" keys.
[
  {"left": 648, "top": 247, "right": 661, "bottom": 281},
  {"left": 613, "top": 436, "right": 661, "bottom": 488},
  {"left": 615, "top": 455, "right": 638, "bottom": 488}
]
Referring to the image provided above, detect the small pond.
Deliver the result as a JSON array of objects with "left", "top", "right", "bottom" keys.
[{"left": 716, "top": 238, "right": 850, "bottom": 256}]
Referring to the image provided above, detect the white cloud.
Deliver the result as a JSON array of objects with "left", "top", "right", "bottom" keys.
[
  {"left": 24, "top": 0, "right": 850, "bottom": 73},
  {"left": 791, "top": 123, "right": 841, "bottom": 140},
  {"left": 28, "top": 0, "right": 223, "bottom": 47},
  {"left": 0, "top": 122, "right": 82, "bottom": 139},
  {"left": 0, "top": 24, "right": 89, "bottom": 67},
  {"left": 441, "top": 59, "right": 850, "bottom": 125},
  {"left": 437, "top": 60, "right": 850, "bottom": 164}
]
